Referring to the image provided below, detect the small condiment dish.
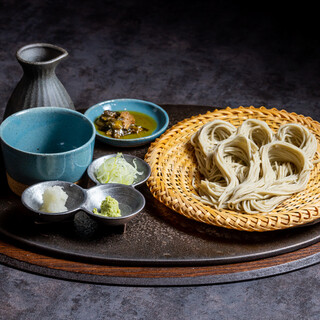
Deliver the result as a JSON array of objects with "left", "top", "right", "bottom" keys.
[
  {"left": 82, "top": 183, "right": 145, "bottom": 226},
  {"left": 21, "top": 181, "right": 145, "bottom": 226},
  {"left": 84, "top": 98, "right": 169, "bottom": 147},
  {"left": 87, "top": 154, "right": 151, "bottom": 186},
  {"left": 21, "top": 181, "right": 87, "bottom": 223}
]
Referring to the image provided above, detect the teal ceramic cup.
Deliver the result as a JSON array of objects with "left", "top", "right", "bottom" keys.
[{"left": 0, "top": 107, "right": 95, "bottom": 195}]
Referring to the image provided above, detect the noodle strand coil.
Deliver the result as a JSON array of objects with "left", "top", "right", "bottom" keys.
[{"left": 191, "top": 119, "right": 317, "bottom": 214}]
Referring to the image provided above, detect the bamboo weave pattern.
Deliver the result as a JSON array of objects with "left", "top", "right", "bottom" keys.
[{"left": 145, "top": 106, "right": 320, "bottom": 232}]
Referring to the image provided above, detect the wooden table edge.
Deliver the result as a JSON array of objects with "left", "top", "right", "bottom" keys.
[{"left": 0, "top": 237, "right": 319, "bottom": 286}]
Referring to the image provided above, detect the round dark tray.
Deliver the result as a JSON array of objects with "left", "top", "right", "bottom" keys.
[{"left": 0, "top": 105, "right": 319, "bottom": 286}]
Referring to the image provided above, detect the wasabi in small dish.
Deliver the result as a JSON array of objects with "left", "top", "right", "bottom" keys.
[
  {"left": 93, "top": 195, "right": 121, "bottom": 217},
  {"left": 83, "top": 184, "right": 146, "bottom": 226}
]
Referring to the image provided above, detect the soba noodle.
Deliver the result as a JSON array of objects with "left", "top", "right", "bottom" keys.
[{"left": 190, "top": 119, "right": 317, "bottom": 214}]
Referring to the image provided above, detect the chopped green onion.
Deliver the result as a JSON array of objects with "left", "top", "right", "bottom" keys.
[{"left": 95, "top": 153, "right": 142, "bottom": 185}]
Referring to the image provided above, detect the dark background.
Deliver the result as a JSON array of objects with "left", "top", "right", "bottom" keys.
[
  {"left": 0, "top": 1, "right": 320, "bottom": 319},
  {"left": 1, "top": 1, "right": 320, "bottom": 118}
]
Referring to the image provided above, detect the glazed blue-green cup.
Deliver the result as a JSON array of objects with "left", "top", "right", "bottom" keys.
[{"left": 0, "top": 107, "right": 95, "bottom": 195}]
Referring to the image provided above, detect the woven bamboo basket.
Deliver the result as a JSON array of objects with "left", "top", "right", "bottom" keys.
[{"left": 145, "top": 106, "right": 320, "bottom": 232}]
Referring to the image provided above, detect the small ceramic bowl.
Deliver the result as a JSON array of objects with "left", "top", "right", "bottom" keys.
[
  {"left": 21, "top": 180, "right": 86, "bottom": 223},
  {"left": 0, "top": 107, "right": 95, "bottom": 196},
  {"left": 84, "top": 98, "right": 169, "bottom": 147},
  {"left": 83, "top": 184, "right": 145, "bottom": 226},
  {"left": 87, "top": 154, "right": 151, "bottom": 186},
  {"left": 21, "top": 181, "right": 145, "bottom": 226}
]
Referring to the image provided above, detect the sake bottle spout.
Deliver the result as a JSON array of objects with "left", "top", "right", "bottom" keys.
[{"left": 16, "top": 43, "right": 68, "bottom": 68}]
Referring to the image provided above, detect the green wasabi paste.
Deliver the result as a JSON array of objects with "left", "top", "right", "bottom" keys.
[{"left": 93, "top": 195, "right": 121, "bottom": 217}]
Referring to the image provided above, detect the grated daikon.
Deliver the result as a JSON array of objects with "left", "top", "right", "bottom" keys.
[{"left": 40, "top": 185, "right": 68, "bottom": 213}]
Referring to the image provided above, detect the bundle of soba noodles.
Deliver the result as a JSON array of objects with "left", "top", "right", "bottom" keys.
[{"left": 190, "top": 119, "right": 317, "bottom": 214}]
